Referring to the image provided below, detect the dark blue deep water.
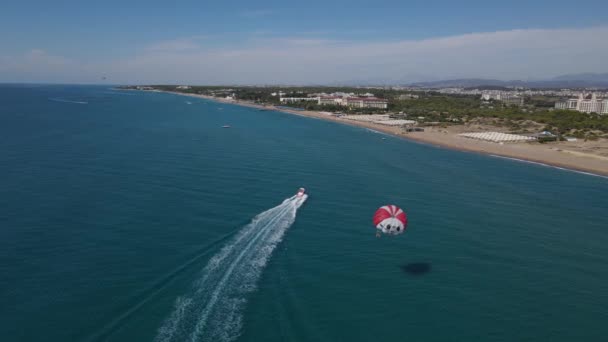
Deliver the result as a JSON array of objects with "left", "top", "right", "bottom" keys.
[{"left": 1, "top": 85, "right": 607, "bottom": 341}]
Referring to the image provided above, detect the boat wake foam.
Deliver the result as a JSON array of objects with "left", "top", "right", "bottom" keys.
[
  {"left": 155, "top": 194, "right": 307, "bottom": 342},
  {"left": 48, "top": 97, "right": 88, "bottom": 104}
]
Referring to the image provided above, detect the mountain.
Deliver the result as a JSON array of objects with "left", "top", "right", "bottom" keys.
[
  {"left": 330, "top": 73, "right": 441, "bottom": 87},
  {"left": 408, "top": 73, "right": 608, "bottom": 88},
  {"left": 552, "top": 73, "right": 608, "bottom": 82},
  {"left": 410, "top": 78, "right": 510, "bottom": 88}
]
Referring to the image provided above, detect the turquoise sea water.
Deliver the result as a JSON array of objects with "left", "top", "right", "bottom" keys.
[{"left": 1, "top": 85, "right": 608, "bottom": 341}]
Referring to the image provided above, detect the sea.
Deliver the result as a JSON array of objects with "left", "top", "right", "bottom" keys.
[{"left": 1, "top": 84, "right": 608, "bottom": 342}]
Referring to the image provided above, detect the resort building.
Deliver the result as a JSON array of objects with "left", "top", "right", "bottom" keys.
[
  {"left": 501, "top": 95, "right": 524, "bottom": 107},
  {"left": 554, "top": 101, "right": 568, "bottom": 110},
  {"left": 554, "top": 93, "right": 608, "bottom": 114},
  {"left": 280, "top": 97, "right": 320, "bottom": 104},
  {"left": 481, "top": 92, "right": 524, "bottom": 106},
  {"left": 345, "top": 97, "right": 389, "bottom": 109},
  {"left": 317, "top": 96, "right": 388, "bottom": 109},
  {"left": 318, "top": 97, "right": 345, "bottom": 106}
]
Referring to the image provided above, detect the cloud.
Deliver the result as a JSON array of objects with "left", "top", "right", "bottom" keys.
[
  {"left": 0, "top": 49, "right": 86, "bottom": 83},
  {"left": 3, "top": 26, "right": 608, "bottom": 84},
  {"left": 0, "top": 49, "right": 71, "bottom": 72},
  {"left": 144, "top": 35, "right": 216, "bottom": 53},
  {"left": 0, "top": 49, "right": 110, "bottom": 83},
  {"left": 25, "top": 49, "right": 71, "bottom": 66},
  {"left": 104, "top": 26, "right": 608, "bottom": 84},
  {"left": 145, "top": 38, "right": 202, "bottom": 52}
]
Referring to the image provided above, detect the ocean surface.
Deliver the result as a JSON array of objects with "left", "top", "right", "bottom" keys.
[{"left": 1, "top": 85, "right": 608, "bottom": 342}]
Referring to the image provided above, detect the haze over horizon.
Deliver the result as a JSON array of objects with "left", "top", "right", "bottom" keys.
[{"left": 2, "top": 0, "right": 608, "bottom": 85}]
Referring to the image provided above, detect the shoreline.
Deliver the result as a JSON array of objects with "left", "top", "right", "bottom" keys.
[{"left": 154, "top": 90, "right": 608, "bottom": 177}]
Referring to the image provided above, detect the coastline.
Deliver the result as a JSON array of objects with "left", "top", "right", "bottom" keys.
[{"left": 156, "top": 90, "right": 608, "bottom": 177}]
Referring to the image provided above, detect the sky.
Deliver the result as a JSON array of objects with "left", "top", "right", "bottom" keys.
[{"left": 1, "top": 0, "right": 607, "bottom": 84}]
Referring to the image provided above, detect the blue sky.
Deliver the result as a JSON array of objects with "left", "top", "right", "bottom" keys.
[{"left": 1, "top": 0, "right": 607, "bottom": 84}]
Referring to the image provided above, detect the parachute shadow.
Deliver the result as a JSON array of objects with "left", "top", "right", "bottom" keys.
[{"left": 400, "top": 262, "right": 431, "bottom": 276}]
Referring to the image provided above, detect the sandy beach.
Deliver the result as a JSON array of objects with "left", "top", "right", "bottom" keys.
[{"left": 160, "top": 90, "right": 608, "bottom": 177}]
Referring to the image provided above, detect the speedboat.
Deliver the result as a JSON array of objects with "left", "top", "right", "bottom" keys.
[
  {"left": 296, "top": 187, "right": 306, "bottom": 197},
  {"left": 222, "top": 125, "right": 231, "bottom": 128}
]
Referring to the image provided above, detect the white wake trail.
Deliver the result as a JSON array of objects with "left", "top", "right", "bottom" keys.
[
  {"left": 156, "top": 195, "right": 307, "bottom": 342},
  {"left": 48, "top": 97, "right": 88, "bottom": 104}
]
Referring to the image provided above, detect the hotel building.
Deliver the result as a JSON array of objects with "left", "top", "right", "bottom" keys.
[{"left": 555, "top": 93, "right": 608, "bottom": 114}]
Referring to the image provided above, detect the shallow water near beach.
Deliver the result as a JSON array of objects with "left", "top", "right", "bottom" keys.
[{"left": 1, "top": 85, "right": 608, "bottom": 341}]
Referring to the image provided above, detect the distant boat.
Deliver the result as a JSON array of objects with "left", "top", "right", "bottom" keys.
[
  {"left": 222, "top": 125, "right": 231, "bottom": 128},
  {"left": 186, "top": 101, "right": 192, "bottom": 105}
]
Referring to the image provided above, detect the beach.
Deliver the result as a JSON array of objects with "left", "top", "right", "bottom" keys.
[{"left": 159, "top": 90, "right": 608, "bottom": 177}]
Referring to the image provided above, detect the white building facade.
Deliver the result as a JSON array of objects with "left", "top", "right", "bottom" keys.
[
  {"left": 345, "top": 97, "right": 389, "bottom": 109},
  {"left": 317, "top": 96, "right": 388, "bottom": 109},
  {"left": 480, "top": 92, "right": 524, "bottom": 106},
  {"left": 280, "top": 97, "right": 320, "bottom": 103},
  {"left": 555, "top": 93, "right": 608, "bottom": 114},
  {"left": 318, "top": 97, "right": 344, "bottom": 106}
]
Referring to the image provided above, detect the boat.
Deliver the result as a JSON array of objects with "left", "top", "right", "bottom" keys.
[
  {"left": 296, "top": 187, "right": 306, "bottom": 197},
  {"left": 222, "top": 125, "right": 231, "bottom": 128}
]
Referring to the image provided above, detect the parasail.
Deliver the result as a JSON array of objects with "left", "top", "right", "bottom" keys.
[{"left": 373, "top": 205, "right": 408, "bottom": 236}]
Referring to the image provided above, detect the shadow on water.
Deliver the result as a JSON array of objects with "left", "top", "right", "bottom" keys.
[{"left": 400, "top": 262, "right": 432, "bottom": 276}]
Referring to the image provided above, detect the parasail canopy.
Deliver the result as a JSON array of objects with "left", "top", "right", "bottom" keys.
[{"left": 373, "top": 205, "right": 407, "bottom": 235}]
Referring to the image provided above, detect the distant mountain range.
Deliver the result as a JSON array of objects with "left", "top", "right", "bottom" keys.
[{"left": 408, "top": 73, "right": 608, "bottom": 88}]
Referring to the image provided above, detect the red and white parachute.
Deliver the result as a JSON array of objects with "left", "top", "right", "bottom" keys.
[{"left": 373, "top": 205, "right": 408, "bottom": 236}]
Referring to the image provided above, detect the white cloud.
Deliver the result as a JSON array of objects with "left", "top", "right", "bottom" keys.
[
  {"left": 0, "top": 49, "right": 110, "bottom": 83},
  {"left": 0, "top": 49, "right": 86, "bottom": 83},
  {"left": 0, "top": 49, "right": 70, "bottom": 73},
  {"left": 2, "top": 26, "right": 608, "bottom": 84},
  {"left": 145, "top": 36, "right": 212, "bottom": 52},
  {"left": 25, "top": 49, "right": 71, "bottom": 66}
]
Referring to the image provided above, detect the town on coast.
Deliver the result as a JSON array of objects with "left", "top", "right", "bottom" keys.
[{"left": 123, "top": 85, "right": 608, "bottom": 176}]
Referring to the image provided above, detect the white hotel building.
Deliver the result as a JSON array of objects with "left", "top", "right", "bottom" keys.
[
  {"left": 555, "top": 93, "right": 608, "bottom": 114},
  {"left": 279, "top": 97, "right": 319, "bottom": 104},
  {"left": 279, "top": 94, "right": 389, "bottom": 109},
  {"left": 318, "top": 96, "right": 388, "bottom": 109},
  {"left": 344, "top": 97, "right": 389, "bottom": 109},
  {"left": 480, "top": 92, "right": 524, "bottom": 107}
]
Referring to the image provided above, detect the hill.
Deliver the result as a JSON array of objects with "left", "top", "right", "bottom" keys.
[{"left": 409, "top": 73, "right": 608, "bottom": 88}]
